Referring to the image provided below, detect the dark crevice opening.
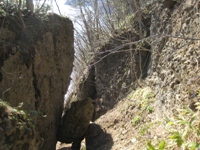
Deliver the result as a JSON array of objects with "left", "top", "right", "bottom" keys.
[
  {"left": 0, "top": 72, "right": 3, "bottom": 82},
  {"left": 140, "top": 17, "right": 151, "bottom": 79},
  {"left": 163, "top": 0, "right": 177, "bottom": 9},
  {"left": 141, "top": 49, "right": 151, "bottom": 79},
  {"left": 32, "top": 64, "right": 41, "bottom": 110}
]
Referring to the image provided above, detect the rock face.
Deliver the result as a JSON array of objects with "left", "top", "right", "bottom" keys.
[
  {"left": 0, "top": 14, "right": 74, "bottom": 149},
  {"left": 80, "top": 0, "right": 200, "bottom": 121},
  {"left": 146, "top": 0, "right": 200, "bottom": 116},
  {"left": 84, "top": 0, "right": 200, "bottom": 119},
  {"left": 94, "top": 29, "right": 151, "bottom": 117}
]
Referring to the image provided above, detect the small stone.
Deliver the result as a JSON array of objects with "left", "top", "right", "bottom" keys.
[
  {"left": 131, "top": 138, "right": 137, "bottom": 143},
  {"left": 183, "top": 0, "right": 193, "bottom": 11},
  {"left": 121, "top": 130, "right": 127, "bottom": 135},
  {"left": 114, "top": 119, "right": 119, "bottom": 124}
]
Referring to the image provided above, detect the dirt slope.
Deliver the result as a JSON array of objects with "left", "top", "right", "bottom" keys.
[
  {"left": 95, "top": 86, "right": 200, "bottom": 150},
  {"left": 95, "top": 87, "right": 156, "bottom": 150}
]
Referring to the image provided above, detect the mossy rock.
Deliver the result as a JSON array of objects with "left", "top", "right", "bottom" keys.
[{"left": 0, "top": 99, "right": 43, "bottom": 150}]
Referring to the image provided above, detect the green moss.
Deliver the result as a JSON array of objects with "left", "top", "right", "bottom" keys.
[
  {"left": 131, "top": 115, "right": 141, "bottom": 127},
  {"left": 0, "top": 100, "right": 9, "bottom": 114},
  {"left": 127, "top": 87, "right": 154, "bottom": 111},
  {"left": 0, "top": 99, "right": 42, "bottom": 149}
]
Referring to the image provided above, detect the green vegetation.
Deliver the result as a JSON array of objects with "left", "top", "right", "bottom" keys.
[
  {"left": 144, "top": 104, "right": 200, "bottom": 150},
  {"left": 0, "top": 99, "right": 43, "bottom": 149},
  {"left": 165, "top": 105, "right": 200, "bottom": 149},
  {"left": 0, "top": 99, "right": 34, "bottom": 127},
  {"left": 131, "top": 115, "right": 141, "bottom": 127},
  {"left": 0, "top": 100, "right": 9, "bottom": 113},
  {"left": 147, "top": 140, "right": 166, "bottom": 150},
  {"left": 116, "top": 86, "right": 200, "bottom": 150},
  {"left": 128, "top": 87, "right": 154, "bottom": 113}
]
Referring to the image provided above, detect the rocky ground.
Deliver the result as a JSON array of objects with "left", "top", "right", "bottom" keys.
[
  {"left": 57, "top": 86, "right": 200, "bottom": 150},
  {"left": 56, "top": 142, "right": 72, "bottom": 150},
  {"left": 55, "top": 87, "right": 157, "bottom": 150}
]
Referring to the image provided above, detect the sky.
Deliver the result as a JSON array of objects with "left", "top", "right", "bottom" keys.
[{"left": 34, "top": 0, "right": 78, "bottom": 18}]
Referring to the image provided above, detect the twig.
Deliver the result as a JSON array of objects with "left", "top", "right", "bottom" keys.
[
  {"left": 2, "top": 88, "right": 10, "bottom": 100},
  {"left": 54, "top": 0, "right": 61, "bottom": 15},
  {"left": 35, "top": 0, "right": 47, "bottom": 14},
  {"left": 89, "top": 34, "right": 200, "bottom": 67}
]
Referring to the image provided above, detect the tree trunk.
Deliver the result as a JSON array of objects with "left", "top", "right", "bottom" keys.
[{"left": 26, "top": 0, "right": 34, "bottom": 14}]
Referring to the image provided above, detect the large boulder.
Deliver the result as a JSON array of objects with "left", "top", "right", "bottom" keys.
[
  {"left": 57, "top": 66, "right": 95, "bottom": 149},
  {"left": 0, "top": 12, "right": 74, "bottom": 149},
  {"left": 57, "top": 99, "right": 94, "bottom": 146}
]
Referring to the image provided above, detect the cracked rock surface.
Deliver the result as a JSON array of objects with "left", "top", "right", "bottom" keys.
[{"left": 0, "top": 14, "right": 74, "bottom": 150}]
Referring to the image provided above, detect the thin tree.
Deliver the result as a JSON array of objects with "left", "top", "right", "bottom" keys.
[{"left": 26, "top": 0, "right": 34, "bottom": 15}]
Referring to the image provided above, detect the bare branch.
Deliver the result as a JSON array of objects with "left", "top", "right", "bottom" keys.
[{"left": 54, "top": 0, "right": 61, "bottom": 15}]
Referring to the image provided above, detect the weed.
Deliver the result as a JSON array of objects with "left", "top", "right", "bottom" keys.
[
  {"left": 140, "top": 126, "right": 148, "bottom": 135},
  {"left": 169, "top": 131, "right": 184, "bottom": 147},
  {"left": 145, "top": 104, "right": 200, "bottom": 149},
  {"left": 147, "top": 106, "right": 154, "bottom": 113},
  {"left": 131, "top": 116, "right": 141, "bottom": 127},
  {"left": 147, "top": 140, "right": 166, "bottom": 150}
]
